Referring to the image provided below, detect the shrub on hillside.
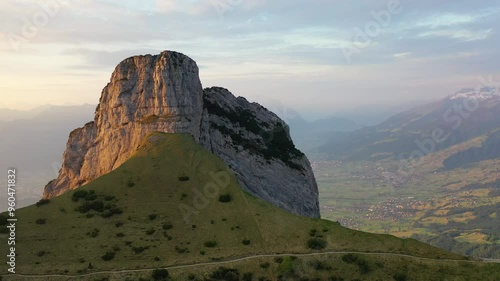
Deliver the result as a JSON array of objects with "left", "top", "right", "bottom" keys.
[
  {"left": 36, "top": 251, "right": 47, "bottom": 257},
  {"left": 204, "top": 241, "right": 217, "bottom": 248},
  {"left": 243, "top": 272, "right": 253, "bottom": 281},
  {"left": 174, "top": 246, "right": 188, "bottom": 254},
  {"left": 260, "top": 262, "right": 270, "bottom": 269},
  {"left": 308, "top": 260, "right": 332, "bottom": 271},
  {"left": 178, "top": 176, "right": 190, "bottom": 182},
  {"left": 218, "top": 194, "right": 232, "bottom": 203},
  {"left": 76, "top": 201, "right": 104, "bottom": 213},
  {"left": 127, "top": 179, "right": 135, "bottom": 187},
  {"left": 341, "top": 254, "right": 358, "bottom": 264},
  {"left": 132, "top": 246, "right": 149, "bottom": 254},
  {"left": 356, "top": 259, "right": 372, "bottom": 274},
  {"left": 101, "top": 251, "right": 115, "bottom": 261},
  {"left": 162, "top": 222, "right": 173, "bottom": 230},
  {"left": 100, "top": 207, "right": 123, "bottom": 218},
  {"left": 209, "top": 267, "right": 239, "bottom": 281},
  {"left": 36, "top": 199, "right": 50, "bottom": 207},
  {"left": 393, "top": 272, "right": 407, "bottom": 281},
  {"left": 87, "top": 228, "right": 100, "bottom": 238},
  {"left": 35, "top": 219, "right": 46, "bottom": 225},
  {"left": 152, "top": 269, "right": 169, "bottom": 280},
  {"left": 307, "top": 238, "right": 327, "bottom": 250},
  {"left": 72, "top": 190, "right": 88, "bottom": 202},
  {"left": 85, "top": 193, "right": 98, "bottom": 201}
]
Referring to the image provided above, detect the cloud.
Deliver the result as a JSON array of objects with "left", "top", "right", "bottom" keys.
[
  {"left": 155, "top": 0, "right": 208, "bottom": 15},
  {"left": 0, "top": 0, "right": 499, "bottom": 115},
  {"left": 418, "top": 28, "right": 492, "bottom": 41},
  {"left": 414, "top": 13, "right": 482, "bottom": 28}
]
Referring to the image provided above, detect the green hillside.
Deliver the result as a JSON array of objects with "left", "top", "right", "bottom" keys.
[{"left": 1, "top": 133, "right": 499, "bottom": 280}]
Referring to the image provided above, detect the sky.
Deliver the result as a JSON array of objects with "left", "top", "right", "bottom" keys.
[{"left": 0, "top": 0, "right": 499, "bottom": 119}]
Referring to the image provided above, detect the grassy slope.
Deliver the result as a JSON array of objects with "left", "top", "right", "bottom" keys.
[{"left": 1, "top": 133, "right": 499, "bottom": 280}]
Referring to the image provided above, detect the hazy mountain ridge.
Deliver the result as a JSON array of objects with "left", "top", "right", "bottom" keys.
[
  {"left": 319, "top": 90, "right": 500, "bottom": 161},
  {"left": 442, "top": 129, "right": 500, "bottom": 170},
  {"left": 288, "top": 114, "right": 363, "bottom": 153},
  {"left": 0, "top": 104, "right": 96, "bottom": 211},
  {"left": 0, "top": 105, "right": 52, "bottom": 122}
]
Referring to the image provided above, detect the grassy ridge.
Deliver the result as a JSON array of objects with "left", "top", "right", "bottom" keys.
[{"left": 1, "top": 133, "right": 498, "bottom": 280}]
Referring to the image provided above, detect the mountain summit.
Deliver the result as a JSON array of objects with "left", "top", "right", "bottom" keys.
[
  {"left": 448, "top": 87, "right": 499, "bottom": 101},
  {"left": 44, "top": 51, "right": 319, "bottom": 218}
]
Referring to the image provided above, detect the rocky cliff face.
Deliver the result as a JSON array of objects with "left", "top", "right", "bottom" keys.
[
  {"left": 44, "top": 52, "right": 203, "bottom": 197},
  {"left": 200, "top": 87, "right": 319, "bottom": 217},
  {"left": 44, "top": 51, "right": 320, "bottom": 218}
]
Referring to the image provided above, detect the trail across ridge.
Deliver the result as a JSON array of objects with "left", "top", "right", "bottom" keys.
[{"left": 4, "top": 250, "right": 496, "bottom": 279}]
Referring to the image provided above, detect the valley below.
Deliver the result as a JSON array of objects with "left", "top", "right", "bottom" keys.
[{"left": 314, "top": 157, "right": 500, "bottom": 259}]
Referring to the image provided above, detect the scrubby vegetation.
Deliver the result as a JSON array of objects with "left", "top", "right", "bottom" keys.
[
  {"left": 218, "top": 194, "right": 232, "bottom": 203},
  {"left": 35, "top": 218, "right": 47, "bottom": 225},
  {"left": 178, "top": 175, "right": 190, "bottom": 181},
  {"left": 204, "top": 96, "right": 304, "bottom": 171},
  {"left": 101, "top": 251, "right": 116, "bottom": 261},
  {"left": 36, "top": 199, "right": 50, "bottom": 207},
  {"left": 152, "top": 268, "right": 169, "bottom": 280},
  {"left": 307, "top": 238, "right": 327, "bottom": 250},
  {"left": 204, "top": 241, "right": 218, "bottom": 248},
  {"left": 209, "top": 267, "right": 239, "bottom": 281}
]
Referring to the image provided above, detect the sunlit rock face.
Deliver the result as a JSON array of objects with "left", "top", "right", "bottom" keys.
[{"left": 43, "top": 51, "right": 320, "bottom": 218}]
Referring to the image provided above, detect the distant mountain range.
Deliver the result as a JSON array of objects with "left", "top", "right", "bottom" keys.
[
  {"left": 288, "top": 114, "right": 363, "bottom": 152},
  {"left": 0, "top": 104, "right": 65, "bottom": 122},
  {"left": 319, "top": 88, "right": 500, "bottom": 162},
  {"left": 0, "top": 104, "right": 95, "bottom": 210},
  {"left": 0, "top": 104, "right": 96, "bottom": 173}
]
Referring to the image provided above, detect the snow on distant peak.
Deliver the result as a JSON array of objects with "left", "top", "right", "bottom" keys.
[{"left": 448, "top": 87, "right": 499, "bottom": 100}]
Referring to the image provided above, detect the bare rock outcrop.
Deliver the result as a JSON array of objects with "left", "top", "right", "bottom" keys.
[
  {"left": 44, "top": 51, "right": 320, "bottom": 218},
  {"left": 200, "top": 87, "right": 319, "bottom": 217}
]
